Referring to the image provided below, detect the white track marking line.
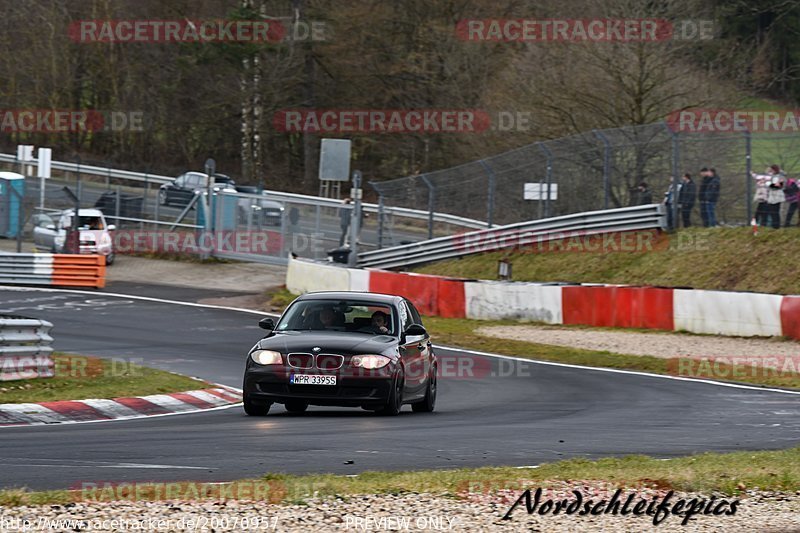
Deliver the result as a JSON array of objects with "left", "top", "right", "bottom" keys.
[
  {"left": 437, "top": 345, "right": 800, "bottom": 396},
  {"left": 0, "top": 461, "right": 211, "bottom": 470},
  {"left": 2, "top": 285, "right": 797, "bottom": 397}
]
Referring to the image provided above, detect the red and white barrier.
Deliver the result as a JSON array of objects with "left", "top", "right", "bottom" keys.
[
  {"left": 285, "top": 256, "right": 800, "bottom": 340},
  {"left": 465, "top": 281, "right": 562, "bottom": 323}
]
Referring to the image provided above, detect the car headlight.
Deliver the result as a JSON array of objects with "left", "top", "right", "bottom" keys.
[
  {"left": 351, "top": 354, "right": 391, "bottom": 369},
  {"left": 250, "top": 350, "right": 282, "bottom": 365}
]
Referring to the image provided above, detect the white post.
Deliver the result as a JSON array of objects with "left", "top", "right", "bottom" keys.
[{"left": 36, "top": 147, "right": 52, "bottom": 211}]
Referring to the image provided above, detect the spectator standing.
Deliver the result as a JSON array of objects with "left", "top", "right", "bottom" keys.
[
  {"left": 339, "top": 198, "right": 352, "bottom": 246},
  {"left": 766, "top": 165, "right": 785, "bottom": 229},
  {"left": 698, "top": 167, "right": 710, "bottom": 227},
  {"left": 752, "top": 168, "right": 771, "bottom": 227},
  {"left": 706, "top": 168, "right": 721, "bottom": 226},
  {"left": 784, "top": 174, "right": 799, "bottom": 227},
  {"left": 677, "top": 173, "right": 696, "bottom": 227},
  {"left": 663, "top": 177, "right": 676, "bottom": 230},
  {"left": 634, "top": 182, "right": 653, "bottom": 205}
]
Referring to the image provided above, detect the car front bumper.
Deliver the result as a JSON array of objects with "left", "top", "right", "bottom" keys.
[{"left": 243, "top": 364, "right": 395, "bottom": 407}]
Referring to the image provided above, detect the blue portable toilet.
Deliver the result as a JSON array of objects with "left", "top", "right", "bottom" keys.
[{"left": 0, "top": 172, "right": 25, "bottom": 238}]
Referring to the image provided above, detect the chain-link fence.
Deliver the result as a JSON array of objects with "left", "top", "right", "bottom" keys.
[
  {"left": 0, "top": 154, "right": 465, "bottom": 263},
  {"left": 371, "top": 121, "right": 800, "bottom": 230}
]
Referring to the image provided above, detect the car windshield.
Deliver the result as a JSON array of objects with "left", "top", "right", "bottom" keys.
[{"left": 276, "top": 300, "right": 395, "bottom": 335}]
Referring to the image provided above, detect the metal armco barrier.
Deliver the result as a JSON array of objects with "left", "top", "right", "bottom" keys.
[
  {"left": 0, "top": 253, "right": 106, "bottom": 288},
  {"left": 358, "top": 204, "right": 667, "bottom": 269},
  {"left": 0, "top": 315, "right": 54, "bottom": 381}
]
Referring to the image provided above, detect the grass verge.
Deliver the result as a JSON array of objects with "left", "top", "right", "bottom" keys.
[
  {"left": 0, "top": 354, "right": 208, "bottom": 403},
  {"left": 2, "top": 447, "right": 799, "bottom": 506},
  {"left": 413, "top": 227, "right": 800, "bottom": 295}
]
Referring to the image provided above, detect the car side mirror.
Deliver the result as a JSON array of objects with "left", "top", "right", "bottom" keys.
[
  {"left": 405, "top": 324, "right": 426, "bottom": 337},
  {"left": 402, "top": 323, "right": 427, "bottom": 343},
  {"left": 259, "top": 318, "right": 275, "bottom": 330},
  {"left": 107, "top": 224, "right": 116, "bottom": 231}
]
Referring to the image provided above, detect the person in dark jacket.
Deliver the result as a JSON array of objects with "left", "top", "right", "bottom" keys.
[
  {"left": 677, "top": 173, "right": 696, "bottom": 227},
  {"left": 706, "top": 168, "right": 721, "bottom": 226},
  {"left": 698, "top": 167, "right": 710, "bottom": 227},
  {"left": 339, "top": 198, "right": 352, "bottom": 246},
  {"left": 634, "top": 182, "right": 653, "bottom": 205}
]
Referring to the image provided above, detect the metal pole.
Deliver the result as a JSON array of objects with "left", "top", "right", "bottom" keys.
[
  {"left": 377, "top": 193, "right": 385, "bottom": 249},
  {"left": 593, "top": 130, "right": 611, "bottom": 210},
  {"left": 115, "top": 186, "right": 121, "bottom": 227},
  {"left": 421, "top": 175, "right": 435, "bottom": 240},
  {"left": 671, "top": 132, "right": 680, "bottom": 231},
  {"left": 75, "top": 156, "right": 82, "bottom": 207},
  {"left": 537, "top": 143, "right": 554, "bottom": 218},
  {"left": 744, "top": 129, "right": 752, "bottom": 222},
  {"left": 479, "top": 159, "right": 495, "bottom": 227},
  {"left": 348, "top": 171, "right": 362, "bottom": 267}
]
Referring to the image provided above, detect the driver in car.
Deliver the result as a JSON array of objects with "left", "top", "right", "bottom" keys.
[{"left": 370, "top": 311, "right": 390, "bottom": 335}]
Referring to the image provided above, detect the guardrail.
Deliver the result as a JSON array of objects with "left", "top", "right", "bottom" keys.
[
  {"left": 357, "top": 204, "right": 667, "bottom": 269},
  {"left": 0, "top": 253, "right": 106, "bottom": 288},
  {"left": 0, "top": 153, "right": 487, "bottom": 230},
  {"left": 0, "top": 315, "right": 54, "bottom": 381}
]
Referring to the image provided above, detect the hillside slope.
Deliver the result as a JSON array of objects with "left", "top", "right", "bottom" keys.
[{"left": 414, "top": 227, "right": 800, "bottom": 295}]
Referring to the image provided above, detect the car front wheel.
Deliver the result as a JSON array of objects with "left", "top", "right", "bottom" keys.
[
  {"left": 378, "top": 369, "right": 404, "bottom": 416},
  {"left": 412, "top": 364, "right": 436, "bottom": 413},
  {"left": 243, "top": 393, "right": 271, "bottom": 416}
]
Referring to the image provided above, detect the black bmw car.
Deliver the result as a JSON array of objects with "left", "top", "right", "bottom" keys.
[{"left": 243, "top": 291, "right": 437, "bottom": 416}]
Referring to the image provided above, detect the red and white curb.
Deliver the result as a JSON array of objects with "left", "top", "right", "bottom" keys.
[{"left": 0, "top": 386, "right": 242, "bottom": 427}]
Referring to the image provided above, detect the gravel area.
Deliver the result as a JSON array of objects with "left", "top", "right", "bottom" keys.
[
  {"left": 476, "top": 325, "right": 800, "bottom": 360},
  {"left": 107, "top": 255, "right": 286, "bottom": 293},
  {"left": 1, "top": 486, "right": 798, "bottom": 532}
]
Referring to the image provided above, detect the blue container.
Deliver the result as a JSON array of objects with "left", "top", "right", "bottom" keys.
[{"left": 0, "top": 172, "right": 25, "bottom": 238}]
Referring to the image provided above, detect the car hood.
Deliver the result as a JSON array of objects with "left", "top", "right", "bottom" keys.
[{"left": 256, "top": 331, "right": 396, "bottom": 355}]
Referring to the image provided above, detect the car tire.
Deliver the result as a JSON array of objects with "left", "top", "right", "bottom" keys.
[
  {"left": 158, "top": 189, "right": 169, "bottom": 206},
  {"left": 285, "top": 401, "right": 308, "bottom": 414},
  {"left": 243, "top": 393, "right": 271, "bottom": 416},
  {"left": 105, "top": 253, "right": 114, "bottom": 266},
  {"left": 377, "top": 369, "right": 404, "bottom": 416},
  {"left": 411, "top": 364, "right": 437, "bottom": 413}
]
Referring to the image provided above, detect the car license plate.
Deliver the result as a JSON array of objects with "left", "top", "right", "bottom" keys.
[{"left": 290, "top": 374, "right": 336, "bottom": 386}]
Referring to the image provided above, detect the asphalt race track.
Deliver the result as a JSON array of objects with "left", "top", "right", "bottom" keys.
[{"left": 1, "top": 285, "right": 799, "bottom": 491}]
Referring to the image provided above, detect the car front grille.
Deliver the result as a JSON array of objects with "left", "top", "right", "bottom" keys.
[
  {"left": 287, "top": 353, "right": 313, "bottom": 369},
  {"left": 286, "top": 353, "right": 344, "bottom": 370},
  {"left": 316, "top": 354, "right": 344, "bottom": 370}
]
